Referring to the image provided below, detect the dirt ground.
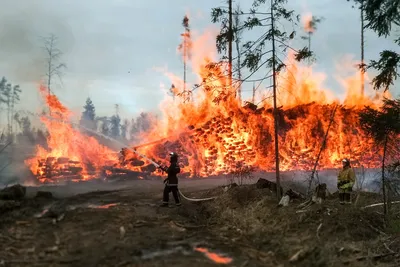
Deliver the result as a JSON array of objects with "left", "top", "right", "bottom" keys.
[{"left": 0, "top": 178, "right": 399, "bottom": 267}]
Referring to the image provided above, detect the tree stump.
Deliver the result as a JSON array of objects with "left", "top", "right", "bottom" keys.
[{"left": 312, "top": 183, "right": 327, "bottom": 204}]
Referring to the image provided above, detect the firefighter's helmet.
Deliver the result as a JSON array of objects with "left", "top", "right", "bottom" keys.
[
  {"left": 169, "top": 152, "right": 178, "bottom": 161},
  {"left": 342, "top": 158, "right": 350, "bottom": 165}
]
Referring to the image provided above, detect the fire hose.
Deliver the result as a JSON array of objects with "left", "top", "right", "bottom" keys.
[{"left": 25, "top": 111, "right": 217, "bottom": 202}]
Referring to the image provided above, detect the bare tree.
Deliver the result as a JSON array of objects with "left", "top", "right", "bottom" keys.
[
  {"left": 360, "top": 0, "right": 366, "bottom": 97},
  {"left": 41, "top": 34, "right": 66, "bottom": 97},
  {"left": 228, "top": 0, "right": 233, "bottom": 90},
  {"left": 301, "top": 15, "right": 323, "bottom": 64},
  {"left": 178, "top": 16, "right": 193, "bottom": 103},
  {"left": 233, "top": 4, "right": 243, "bottom": 103}
]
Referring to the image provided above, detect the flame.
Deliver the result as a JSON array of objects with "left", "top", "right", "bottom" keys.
[
  {"left": 113, "top": 29, "right": 393, "bottom": 177},
  {"left": 25, "top": 27, "right": 398, "bottom": 182},
  {"left": 25, "top": 85, "right": 118, "bottom": 183}
]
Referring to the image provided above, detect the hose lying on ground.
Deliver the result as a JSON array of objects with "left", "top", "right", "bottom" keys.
[{"left": 178, "top": 189, "right": 217, "bottom": 202}]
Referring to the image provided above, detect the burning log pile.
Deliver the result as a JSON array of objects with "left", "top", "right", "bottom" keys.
[
  {"left": 106, "top": 148, "right": 157, "bottom": 179},
  {"left": 30, "top": 101, "right": 398, "bottom": 183},
  {"left": 118, "top": 102, "right": 396, "bottom": 177},
  {"left": 189, "top": 114, "right": 257, "bottom": 176},
  {"left": 35, "top": 157, "right": 84, "bottom": 183}
]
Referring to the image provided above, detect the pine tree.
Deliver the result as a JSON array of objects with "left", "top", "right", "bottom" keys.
[
  {"left": 359, "top": 98, "right": 400, "bottom": 222},
  {"left": 0, "top": 81, "right": 12, "bottom": 138},
  {"left": 129, "top": 112, "right": 153, "bottom": 142},
  {"left": 110, "top": 115, "right": 121, "bottom": 138},
  {"left": 10, "top": 85, "right": 21, "bottom": 135},
  {"left": 80, "top": 98, "right": 97, "bottom": 130},
  {"left": 347, "top": 0, "right": 400, "bottom": 91}
]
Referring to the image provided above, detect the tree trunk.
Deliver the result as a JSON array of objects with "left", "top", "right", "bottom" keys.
[
  {"left": 47, "top": 54, "right": 52, "bottom": 96},
  {"left": 10, "top": 99, "right": 14, "bottom": 140},
  {"left": 6, "top": 96, "right": 10, "bottom": 138},
  {"left": 308, "top": 104, "right": 338, "bottom": 196},
  {"left": 183, "top": 31, "right": 187, "bottom": 102},
  {"left": 47, "top": 37, "right": 54, "bottom": 115},
  {"left": 271, "top": 0, "right": 281, "bottom": 200},
  {"left": 228, "top": 0, "right": 233, "bottom": 94},
  {"left": 252, "top": 82, "right": 256, "bottom": 104},
  {"left": 360, "top": 0, "right": 365, "bottom": 97},
  {"left": 234, "top": 8, "right": 242, "bottom": 103},
  {"left": 382, "top": 135, "right": 388, "bottom": 223}
]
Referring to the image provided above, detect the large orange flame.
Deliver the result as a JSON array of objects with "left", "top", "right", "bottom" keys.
[
  {"left": 25, "top": 27, "right": 396, "bottom": 182},
  {"left": 25, "top": 85, "right": 118, "bottom": 183}
]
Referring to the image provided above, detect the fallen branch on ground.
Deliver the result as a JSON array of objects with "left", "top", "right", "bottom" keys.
[
  {"left": 384, "top": 243, "right": 395, "bottom": 253},
  {"left": 316, "top": 223, "right": 322, "bottom": 240},
  {"left": 362, "top": 201, "right": 400, "bottom": 209}
]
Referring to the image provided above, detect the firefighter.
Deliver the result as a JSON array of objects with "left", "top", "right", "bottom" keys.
[
  {"left": 159, "top": 152, "right": 181, "bottom": 207},
  {"left": 337, "top": 158, "right": 356, "bottom": 204}
]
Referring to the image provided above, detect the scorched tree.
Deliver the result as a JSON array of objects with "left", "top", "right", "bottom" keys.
[{"left": 359, "top": 98, "right": 400, "bottom": 222}]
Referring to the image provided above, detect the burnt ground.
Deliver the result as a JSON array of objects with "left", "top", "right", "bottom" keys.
[{"left": 0, "top": 178, "right": 399, "bottom": 267}]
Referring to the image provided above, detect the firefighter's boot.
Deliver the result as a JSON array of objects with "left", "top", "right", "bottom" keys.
[
  {"left": 339, "top": 193, "right": 345, "bottom": 205},
  {"left": 344, "top": 193, "right": 352, "bottom": 204}
]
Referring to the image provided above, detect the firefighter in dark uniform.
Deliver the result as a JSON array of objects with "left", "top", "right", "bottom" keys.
[{"left": 159, "top": 152, "right": 181, "bottom": 207}]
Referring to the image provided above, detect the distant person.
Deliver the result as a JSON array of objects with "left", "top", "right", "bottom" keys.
[
  {"left": 337, "top": 158, "right": 356, "bottom": 204},
  {"left": 159, "top": 152, "right": 181, "bottom": 207}
]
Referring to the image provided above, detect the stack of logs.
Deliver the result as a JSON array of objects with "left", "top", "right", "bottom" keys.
[
  {"left": 188, "top": 114, "right": 256, "bottom": 176},
  {"left": 36, "top": 157, "right": 83, "bottom": 182},
  {"left": 117, "top": 114, "right": 257, "bottom": 177},
  {"left": 115, "top": 103, "right": 395, "bottom": 177}
]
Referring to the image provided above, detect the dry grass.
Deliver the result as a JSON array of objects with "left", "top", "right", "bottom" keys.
[{"left": 194, "top": 185, "right": 400, "bottom": 266}]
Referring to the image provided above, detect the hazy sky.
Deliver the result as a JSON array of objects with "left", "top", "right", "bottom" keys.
[{"left": 0, "top": 0, "right": 398, "bottom": 127}]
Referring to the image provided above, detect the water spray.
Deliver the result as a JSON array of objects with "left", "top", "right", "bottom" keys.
[{"left": 21, "top": 110, "right": 216, "bottom": 202}]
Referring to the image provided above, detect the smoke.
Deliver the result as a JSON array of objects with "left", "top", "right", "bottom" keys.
[{"left": 0, "top": 0, "right": 75, "bottom": 83}]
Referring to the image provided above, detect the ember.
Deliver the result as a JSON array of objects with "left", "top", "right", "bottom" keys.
[{"left": 195, "top": 247, "right": 233, "bottom": 264}]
